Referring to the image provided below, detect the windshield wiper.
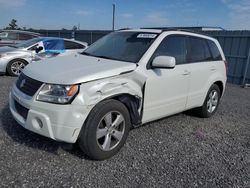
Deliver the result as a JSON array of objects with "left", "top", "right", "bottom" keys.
[
  {"left": 81, "top": 52, "right": 114, "bottom": 60},
  {"left": 92, "top": 55, "right": 114, "bottom": 60},
  {"left": 81, "top": 51, "right": 92, "bottom": 56}
]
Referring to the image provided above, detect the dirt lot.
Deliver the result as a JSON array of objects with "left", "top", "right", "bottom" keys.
[{"left": 0, "top": 76, "right": 250, "bottom": 187}]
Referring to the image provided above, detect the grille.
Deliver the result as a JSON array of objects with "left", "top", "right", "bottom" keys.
[
  {"left": 16, "top": 73, "right": 43, "bottom": 97},
  {"left": 14, "top": 100, "right": 29, "bottom": 120}
]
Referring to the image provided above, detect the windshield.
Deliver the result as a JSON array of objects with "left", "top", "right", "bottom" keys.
[
  {"left": 83, "top": 31, "right": 158, "bottom": 63},
  {"left": 15, "top": 38, "right": 43, "bottom": 48}
]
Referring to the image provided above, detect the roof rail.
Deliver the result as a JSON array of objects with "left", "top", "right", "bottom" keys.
[{"left": 141, "top": 27, "right": 211, "bottom": 36}]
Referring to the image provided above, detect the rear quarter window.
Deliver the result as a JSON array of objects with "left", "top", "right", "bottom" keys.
[
  {"left": 207, "top": 40, "right": 222, "bottom": 61},
  {"left": 187, "top": 37, "right": 212, "bottom": 63}
]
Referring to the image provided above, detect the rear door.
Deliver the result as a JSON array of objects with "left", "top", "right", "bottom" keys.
[
  {"left": 185, "top": 36, "right": 216, "bottom": 109},
  {"left": 142, "top": 35, "right": 191, "bottom": 123}
]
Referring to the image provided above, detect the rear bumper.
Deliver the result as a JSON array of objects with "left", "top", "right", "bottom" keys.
[{"left": 9, "top": 85, "right": 89, "bottom": 143}]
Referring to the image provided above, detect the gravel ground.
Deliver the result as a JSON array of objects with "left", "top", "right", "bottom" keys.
[{"left": 0, "top": 76, "right": 250, "bottom": 188}]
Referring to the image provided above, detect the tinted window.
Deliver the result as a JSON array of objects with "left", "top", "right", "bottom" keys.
[
  {"left": 188, "top": 37, "right": 212, "bottom": 62},
  {"left": 207, "top": 40, "right": 222, "bottom": 60},
  {"left": 64, "top": 40, "right": 85, "bottom": 49},
  {"left": 152, "top": 35, "right": 186, "bottom": 65},
  {"left": 19, "top": 33, "right": 33, "bottom": 40}
]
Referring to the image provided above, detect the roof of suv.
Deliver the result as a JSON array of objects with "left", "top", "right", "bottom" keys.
[{"left": 118, "top": 28, "right": 214, "bottom": 40}]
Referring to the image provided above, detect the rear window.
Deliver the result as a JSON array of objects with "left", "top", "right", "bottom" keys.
[
  {"left": 187, "top": 37, "right": 212, "bottom": 62},
  {"left": 207, "top": 40, "right": 222, "bottom": 61}
]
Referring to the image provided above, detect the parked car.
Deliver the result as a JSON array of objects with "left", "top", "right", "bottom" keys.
[
  {"left": 9, "top": 29, "right": 227, "bottom": 160},
  {"left": 0, "top": 37, "right": 88, "bottom": 76},
  {"left": 0, "top": 30, "right": 41, "bottom": 47}
]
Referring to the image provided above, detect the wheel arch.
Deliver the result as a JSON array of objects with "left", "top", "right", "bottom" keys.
[
  {"left": 213, "top": 80, "right": 224, "bottom": 96},
  {"left": 6, "top": 58, "right": 29, "bottom": 73}
]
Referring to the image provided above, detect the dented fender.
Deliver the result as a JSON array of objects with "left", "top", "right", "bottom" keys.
[{"left": 72, "top": 71, "right": 146, "bottom": 125}]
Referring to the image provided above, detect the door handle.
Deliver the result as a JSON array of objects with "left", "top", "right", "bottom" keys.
[{"left": 182, "top": 70, "right": 191, "bottom": 75}]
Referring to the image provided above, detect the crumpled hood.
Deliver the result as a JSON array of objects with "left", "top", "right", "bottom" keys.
[{"left": 23, "top": 54, "right": 137, "bottom": 85}]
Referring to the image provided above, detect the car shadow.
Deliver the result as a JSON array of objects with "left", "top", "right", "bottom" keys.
[{"left": 0, "top": 104, "right": 89, "bottom": 159}]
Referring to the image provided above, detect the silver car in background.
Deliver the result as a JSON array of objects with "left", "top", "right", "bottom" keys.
[
  {"left": 0, "top": 37, "right": 88, "bottom": 76},
  {"left": 0, "top": 30, "right": 41, "bottom": 47}
]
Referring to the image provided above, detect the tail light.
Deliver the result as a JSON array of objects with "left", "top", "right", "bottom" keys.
[{"left": 224, "top": 60, "right": 228, "bottom": 75}]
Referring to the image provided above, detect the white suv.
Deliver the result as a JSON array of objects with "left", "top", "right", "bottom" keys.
[{"left": 9, "top": 29, "right": 227, "bottom": 160}]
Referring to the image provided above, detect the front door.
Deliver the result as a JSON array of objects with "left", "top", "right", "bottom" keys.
[{"left": 142, "top": 35, "right": 190, "bottom": 123}]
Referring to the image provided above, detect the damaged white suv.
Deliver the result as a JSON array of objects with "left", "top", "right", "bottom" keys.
[{"left": 9, "top": 29, "right": 227, "bottom": 160}]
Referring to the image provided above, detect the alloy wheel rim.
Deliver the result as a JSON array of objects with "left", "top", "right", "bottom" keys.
[
  {"left": 11, "top": 61, "right": 25, "bottom": 75},
  {"left": 96, "top": 111, "right": 125, "bottom": 151},
  {"left": 207, "top": 90, "right": 219, "bottom": 113}
]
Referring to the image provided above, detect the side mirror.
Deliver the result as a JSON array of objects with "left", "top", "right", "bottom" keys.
[
  {"left": 35, "top": 46, "right": 43, "bottom": 54},
  {"left": 151, "top": 56, "right": 176, "bottom": 69}
]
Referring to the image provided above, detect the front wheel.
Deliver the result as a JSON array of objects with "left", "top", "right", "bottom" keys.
[
  {"left": 7, "top": 59, "right": 28, "bottom": 76},
  {"left": 195, "top": 84, "right": 221, "bottom": 118},
  {"left": 78, "top": 99, "right": 131, "bottom": 160}
]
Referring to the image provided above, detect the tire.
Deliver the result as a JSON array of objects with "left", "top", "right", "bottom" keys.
[
  {"left": 78, "top": 99, "right": 131, "bottom": 160},
  {"left": 195, "top": 84, "right": 221, "bottom": 118},
  {"left": 7, "top": 59, "right": 28, "bottom": 76}
]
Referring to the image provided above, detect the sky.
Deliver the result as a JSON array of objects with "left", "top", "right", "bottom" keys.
[{"left": 0, "top": 0, "right": 250, "bottom": 30}]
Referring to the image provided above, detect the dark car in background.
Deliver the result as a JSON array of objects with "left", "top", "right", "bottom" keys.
[{"left": 0, "top": 30, "right": 41, "bottom": 47}]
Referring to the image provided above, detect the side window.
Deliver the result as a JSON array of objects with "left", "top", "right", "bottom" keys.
[
  {"left": 64, "top": 40, "right": 85, "bottom": 49},
  {"left": 19, "top": 33, "right": 33, "bottom": 40},
  {"left": 7, "top": 32, "right": 18, "bottom": 40},
  {"left": 207, "top": 40, "right": 222, "bottom": 61},
  {"left": 152, "top": 35, "right": 187, "bottom": 65},
  {"left": 187, "top": 37, "right": 212, "bottom": 62}
]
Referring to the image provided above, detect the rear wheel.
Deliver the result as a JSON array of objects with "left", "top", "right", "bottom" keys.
[
  {"left": 78, "top": 99, "right": 131, "bottom": 160},
  {"left": 195, "top": 84, "right": 221, "bottom": 118},
  {"left": 7, "top": 59, "right": 27, "bottom": 76}
]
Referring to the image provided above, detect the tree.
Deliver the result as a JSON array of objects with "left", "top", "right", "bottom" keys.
[
  {"left": 5, "top": 19, "right": 19, "bottom": 30},
  {"left": 72, "top": 25, "right": 78, "bottom": 31}
]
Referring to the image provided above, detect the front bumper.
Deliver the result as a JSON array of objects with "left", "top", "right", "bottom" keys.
[
  {"left": 0, "top": 57, "right": 8, "bottom": 73},
  {"left": 9, "top": 84, "right": 89, "bottom": 143}
]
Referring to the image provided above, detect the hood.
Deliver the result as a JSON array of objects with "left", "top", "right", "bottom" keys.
[
  {"left": 0, "top": 46, "right": 28, "bottom": 54},
  {"left": 23, "top": 54, "right": 137, "bottom": 85},
  {"left": 0, "top": 46, "right": 17, "bottom": 53}
]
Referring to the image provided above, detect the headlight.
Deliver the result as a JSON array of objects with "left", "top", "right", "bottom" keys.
[{"left": 36, "top": 84, "right": 79, "bottom": 104}]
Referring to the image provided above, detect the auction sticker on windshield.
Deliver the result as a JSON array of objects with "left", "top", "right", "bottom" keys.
[{"left": 137, "top": 33, "right": 157, "bottom": 38}]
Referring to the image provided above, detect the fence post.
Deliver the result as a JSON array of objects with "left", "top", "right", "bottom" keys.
[
  {"left": 242, "top": 47, "right": 250, "bottom": 87},
  {"left": 90, "top": 32, "right": 93, "bottom": 44}
]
